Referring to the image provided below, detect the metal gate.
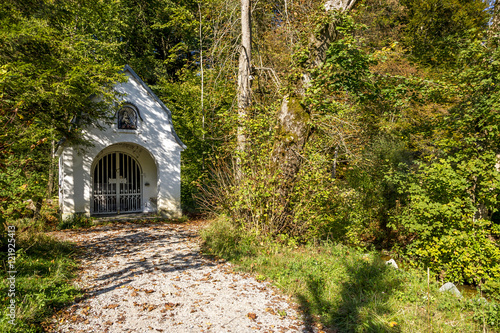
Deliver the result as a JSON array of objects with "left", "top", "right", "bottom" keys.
[{"left": 92, "top": 152, "right": 142, "bottom": 215}]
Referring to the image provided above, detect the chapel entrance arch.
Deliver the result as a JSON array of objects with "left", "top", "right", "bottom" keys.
[{"left": 91, "top": 151, "right": 142, "bottom": 215}]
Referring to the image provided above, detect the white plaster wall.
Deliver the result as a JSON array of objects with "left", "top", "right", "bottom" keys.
[{"left": 59, "top": 69, "right": 184, "bottom": 219}]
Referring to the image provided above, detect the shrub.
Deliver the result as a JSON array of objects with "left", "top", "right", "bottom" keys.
[
  {"left": 200, "top": 215, "right": 257, "bottom": 260},
  {"left": 197, "top": 145, "right": 344, "bottom": 242},
  {"left": 389, "top": 158, "right": 500, "bottom": 291}
]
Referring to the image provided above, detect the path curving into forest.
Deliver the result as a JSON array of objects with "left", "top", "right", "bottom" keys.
[{"left": 48, "top": 221, "right": 318, "bottom": 333}]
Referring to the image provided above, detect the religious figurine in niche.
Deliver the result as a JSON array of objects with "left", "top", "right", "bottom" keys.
[{"left": 118, "top": 107, "right": 137, "bottom": 129}]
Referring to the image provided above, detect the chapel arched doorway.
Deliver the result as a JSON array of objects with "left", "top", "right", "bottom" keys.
[{"left": 91, "top": 152, "right": 142, "bottom": 215}]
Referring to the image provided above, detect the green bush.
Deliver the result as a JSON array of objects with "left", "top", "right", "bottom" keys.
[
  {"left": 389, "top": 158, "right": 500, "bottom": 291},
  {"left": 339, "top": 136, "right": 412, "bottom": 248}
]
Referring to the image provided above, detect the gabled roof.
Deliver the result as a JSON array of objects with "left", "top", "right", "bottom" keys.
[{"left": 121, "top": 65, "right": 186, "bottom": 150}]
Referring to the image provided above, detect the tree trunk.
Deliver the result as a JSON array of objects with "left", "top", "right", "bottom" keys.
[
  {"left": 237, "top": 0, "right": 252, "bottom": 167},
  {"left": 47, "top": 140, "right": 55, "bottom": 198},
  {"left": 490, "top": 0, "right": 500, "bottom": 44},
  {"left": 324, "top": 0, "right": 357, "bottom": 12},
  {"left": 332, "top": 145, "right": 339, "bottom": 179},
  {"left": 273, "top": 0, "right": 357, "bottom": 221},
  {"left": 274, "top": 96, "right": 311, "bottom": 188}
]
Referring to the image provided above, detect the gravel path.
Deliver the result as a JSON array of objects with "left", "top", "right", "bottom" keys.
[{"left": 48, "top": 221, "right": 318, "bottom": 333}]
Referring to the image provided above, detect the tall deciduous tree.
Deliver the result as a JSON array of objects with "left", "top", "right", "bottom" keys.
[
  {"left": 237, "top": 0, "right": 252, "bottom": 164},
  {"left": 273, "top": 0, "right": 358, "bottom": 218},
  {"left": 490, "top": 0, "right": 500, "bottom": 44},
  {"left": 0, "top": 0, "right": 125, "bottom": 223}
]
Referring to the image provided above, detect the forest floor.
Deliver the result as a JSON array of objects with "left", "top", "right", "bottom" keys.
[{"left": 46, "top": 220, "right": 318, "bottom": 333}]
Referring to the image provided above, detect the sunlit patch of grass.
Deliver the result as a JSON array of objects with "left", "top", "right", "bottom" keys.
[
  {"left": 57, "top": 213, "right": 95, "bottom": 230},
  {"left": 0, "top": 223, "right": 81, "bottom": 333},
  {"left": 202, "top": 217, "right": 500, "bottom": 332}
]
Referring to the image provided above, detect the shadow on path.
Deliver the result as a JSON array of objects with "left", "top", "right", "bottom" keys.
[{"left": 67, "top": 222, "right": 217, "bottom": 301}]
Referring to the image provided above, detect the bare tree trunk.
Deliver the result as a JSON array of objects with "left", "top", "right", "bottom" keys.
[
  {"left": 490, "top": 0, "right": 500, "bottom": 43},
  {"left": 332, "top": 145, "right": 339, "bottom": 179},
  {"left": 199, "top": 2, "right": 205, "bottom": 142},
  {"left": 237, "top": 0, "right": 252, "bottom": 167},
  {"left": 324, "top": 0, "right": 357, "bottom": 12},
  {"left": 47, "top": 140, "right": 55, "bottom": 198},
  {"left": 274, "top": 96, "right": 311, "bottom": 188},
  {"left": 199, "top": 2, "right": 206, "bottom": 171}
]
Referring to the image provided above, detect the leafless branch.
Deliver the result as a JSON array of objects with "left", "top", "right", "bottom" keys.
[{"left": 254, "top": 67, "right": 281, "bottom": 89}]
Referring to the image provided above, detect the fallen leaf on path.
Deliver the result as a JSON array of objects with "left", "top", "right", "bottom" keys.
[
  {"left": 265, "top": 307, "right": 276, "bottom": 315},
  {"left": 163, "top": 302, "right": 180, "bottom": 311},
  {"left": 247, "top": 312, "right": 257, "bottom": 320}
]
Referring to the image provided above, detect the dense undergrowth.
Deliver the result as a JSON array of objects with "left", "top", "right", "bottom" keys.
[{"left": 201, "top": 217, "right": 500, "bottom": 332}]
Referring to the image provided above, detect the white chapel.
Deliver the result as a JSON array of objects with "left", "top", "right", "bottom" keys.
[{"left": 57, "top": 65, "right": 186, "bottom": 220}]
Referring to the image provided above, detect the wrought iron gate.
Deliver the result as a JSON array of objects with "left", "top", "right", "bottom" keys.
[{"left": 92, "top": 152, "right": 142, "bottom": 215}]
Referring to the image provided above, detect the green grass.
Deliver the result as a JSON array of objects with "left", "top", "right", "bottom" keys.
[
  {"left": 201, "top": 217, "right": 500, "bottom": 332},
  {"left": 0, "top": 221, "right": 82, "bottom": 333},
  {"left": 56, "top": 213, "right": 95, "bottom": 230}
]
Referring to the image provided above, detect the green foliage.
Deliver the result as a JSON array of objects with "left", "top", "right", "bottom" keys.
[
  {"left": 200, "top": 215, "right": 257, "bottom": 260},
  {"left": 401, "top": 0, "right": 489, "bottom": 67},
  {"left": 198, "top": 12, "right": 377, "bottom": 242},
  {"left": 0, "top": 224, "right": 81, "bottom": 332},
  {"left": 195, "top": 2, "right": 500, "bottom": 298},
  {"left": 0, "top": 2, "right": 125, "bottom": 140},
  {"left": 389, "top": 158, "right": 500, "bottom": 287},
  {"left": 155, "top": 67, "right": 235, "bottom": 211},
  {"left": 198, "top": 126, "right": 290, "bottom": 236},
  {"left": 355, "top": 0, "right": 406, "bottom": 51},
  {"left": 337, "top": 136, "right": 412, "bottom": 249},
  {"left": 305, "top": 13, "right": 376, "bottom": 113},
  {"left": 93, "top": 0, "right": 199, "bottom": 83},
  {"left": 385, "top": 36, "right": 500, "bottom": 291},
  {"left": 442, "top": 39, "right": 500, "bottom": 156},
  {"left": 0, "top": 1, "right": 126, "bottom": 225},
  {"left": 198, "top": 103, "right": 343, "bottom": 241},
  {"left": 483, "top": 279, "right": 500, "bottom": 302}
]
